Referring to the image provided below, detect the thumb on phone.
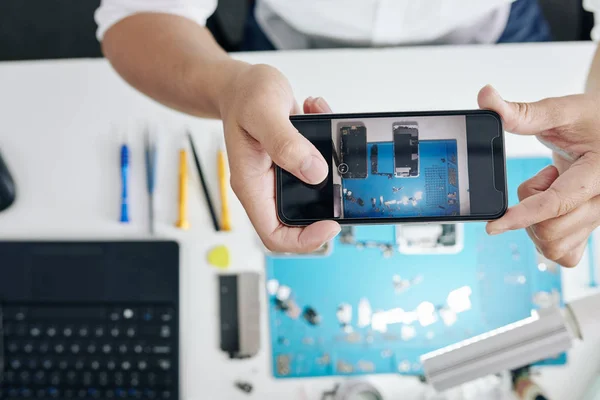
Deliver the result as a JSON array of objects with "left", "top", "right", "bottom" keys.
[
  {"left": 249, "top": 107, "right": 328, "bottom": 185},
  {"left": 477, "top": 84, "right": 587, "bottom": 135}
]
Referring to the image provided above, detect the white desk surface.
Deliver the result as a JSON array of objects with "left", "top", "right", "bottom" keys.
[{"left": 1, "top": 42, "right": 599, "bottom": 400}]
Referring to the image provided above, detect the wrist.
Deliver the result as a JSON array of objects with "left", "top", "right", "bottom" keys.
[
  {"left": 210, "top": 59, "right": 252, "bottom": 120},
  {"left": 184, "top": 58, "right": 250, "bottom": 119}
]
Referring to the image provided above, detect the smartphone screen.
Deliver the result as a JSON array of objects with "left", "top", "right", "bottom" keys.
[{"left": 277, "top": 110, "right": 507, "bottom": 225}]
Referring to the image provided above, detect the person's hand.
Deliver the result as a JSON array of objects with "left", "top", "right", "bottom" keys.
[
  {"left": 219, "top": 64, "right": 340, "bottom": 252},
  {"left": 478, "top": 85, "right": 600, "bottom": 267}
]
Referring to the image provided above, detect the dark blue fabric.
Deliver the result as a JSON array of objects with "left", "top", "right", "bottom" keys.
[
  {"left": 240, "top": 3, "right": 275, "bottom": 51},
  {"left": 240, "top": 0, "right": 553, "bottom": 51},
  {"left": 497, "top": 0, "right": 553, "bottom": 43}
]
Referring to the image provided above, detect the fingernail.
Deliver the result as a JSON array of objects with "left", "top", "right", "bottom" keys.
[
  {"left": 306, "top": 96, "right": 314, "bottom": 103},
  {"left": 300, "top": 155, "right": 328, "bottom": 184},
  {"left": 315, "top": 97, "right": 331, "bottom": 113},
  {"left": 488, "top": 227, "right": 505, "bottom": 236},
  {"left": 326, "top": 227, "right": 341, "bottom": 241}
]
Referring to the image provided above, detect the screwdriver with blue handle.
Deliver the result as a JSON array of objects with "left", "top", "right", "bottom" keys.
[
  {"left": 145, "top": 128, "right": 157, "bottom": 234},
  {"left": 120, "top": 131, "right": 130, "bottom": 223}
]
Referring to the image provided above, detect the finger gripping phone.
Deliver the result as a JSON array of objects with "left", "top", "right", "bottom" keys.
[{"left": 276, "top": 110, "right": 507, "bottom": 226}]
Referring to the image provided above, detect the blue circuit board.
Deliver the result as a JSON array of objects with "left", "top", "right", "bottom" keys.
[
  {"left": 266, "top": 157, "right": 565, "bottom": 379},
  {"left": 343, "top": 140, "right": 460, "bottom": 218}
]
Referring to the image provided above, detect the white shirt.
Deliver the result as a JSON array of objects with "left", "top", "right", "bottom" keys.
[{"left": 95, "top": 0, "right": 600, "bottom": 48}]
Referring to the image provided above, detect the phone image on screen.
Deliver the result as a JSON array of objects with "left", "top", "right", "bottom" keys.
[
  {"left": 276, "top": 110, "right": 507, "bottom": 226},
  {"left": 339, "top": 125, "right": 368, "bottom": 179}
]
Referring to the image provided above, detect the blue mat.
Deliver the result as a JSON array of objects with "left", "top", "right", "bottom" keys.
[
  {"left": 266, "top": 157, "right": 565, "bottom": 378},
  {"left": 343, "top": 140, "right": 460, "bottom": 218}
]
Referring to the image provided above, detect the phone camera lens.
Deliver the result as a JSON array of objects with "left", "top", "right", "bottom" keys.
[{"left": 338, "top": 163, "right": 349, "bottom": 174}]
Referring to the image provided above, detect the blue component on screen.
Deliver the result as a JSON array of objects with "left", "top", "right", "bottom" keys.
[{"left": 342, "top": 140, "right": 460, "bottom": 218}]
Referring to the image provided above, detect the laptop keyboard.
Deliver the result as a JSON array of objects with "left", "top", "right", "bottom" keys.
[{"left": 0, "top": 303, "right": 178, "bottom": 399}]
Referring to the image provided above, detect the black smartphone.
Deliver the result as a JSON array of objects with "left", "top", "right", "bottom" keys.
[{"left": 276, "top": 110, "right": 507, "bottom": 226}]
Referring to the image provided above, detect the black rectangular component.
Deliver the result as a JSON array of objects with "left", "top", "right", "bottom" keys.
[
  {"left": 339, "top": 125, "right": 367, "bottom": 179},
  {"left": 370, "top": 144, "right": 378, "bottom": 174},
  {"left": 219, "top": 275, "right": 239, "bottom": 356},
  {"left": 393, "top": 122, "right": 419, "bottom": 178}
]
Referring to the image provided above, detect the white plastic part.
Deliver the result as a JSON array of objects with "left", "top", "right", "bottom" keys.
[
  {"left": 421, "top": 307, "right": 575, "bottom": 391},
  {"left": 357, "top": 298, "right": 372, "bottom": 328},
  {"left": 566, "top": 292, "right": 600, "bottom": 341},
  {"left": 276, "top": 285, "right": 291, "bottom": 302},
  {"left": 336, "top": 303, "right": 353, "bottom": 326}
]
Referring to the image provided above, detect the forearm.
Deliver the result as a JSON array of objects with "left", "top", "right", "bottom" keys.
[
  {"left": 101, "top": 13, "right": 249, "bottom": 119},
  {"left": 586, "top": 44, "right": 600, "bottom": 94}
]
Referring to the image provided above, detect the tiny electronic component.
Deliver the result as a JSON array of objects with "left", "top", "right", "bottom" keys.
[
  {"left": 448, "top": 167, "right": 457, "bottom": 186},
  {"left": 336, "top": 303, "right": 352, "bottom": 331},
  {"left": 339, "top": 226, "right": 355, "bottom": 244},
  {"left": 336, "top": 360, "right": 354, "bottom": 374},
  {"left": 370, "top": 145, "right": 378, "bottom": 174},
  {"left": 302, "top": 337, "right": 315, "bottom": 345},
  {"left": 316, "top": 353, "right": 330, "bottom": 365},
  {"left": 532, "top": 290, "right": 560, "bottom": 309},
  {"left": 344, "top": 332, "right": 361, "bottom": 343},
  {"left": 357, "top": 360, "right": 375, "bottom": 373},
  {"left": 286, "top": 300, "right": 302, "bottom": 319},
  {"left": 398, "top": 360, "right": 411, "bottom": 372},
  {"left": 276, "top": 354, "right": 291, "bottom": 376},
  {"left": 381, "top": 349, "right": 393, "bottom": 358},
  {"left": 275, "top": 298, "right": 290, "bottom": 312},
  {"left": 302, "top": 307, "right": 321, "bottom": 326},
  {"left": 235, "top": 381, "right": 253, "bottom": 394}
]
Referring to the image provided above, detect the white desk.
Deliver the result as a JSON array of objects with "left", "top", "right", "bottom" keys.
[{"left": 1, "top": 42, "right": 599, "bottom": 400}]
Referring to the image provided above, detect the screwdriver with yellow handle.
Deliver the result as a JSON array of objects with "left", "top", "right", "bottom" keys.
[
  {"left": 175, "top": 141, "right": 190, "bottom": 230},
  {"left": 217, "top": 138, "right": 231, "bottom": 231}
]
